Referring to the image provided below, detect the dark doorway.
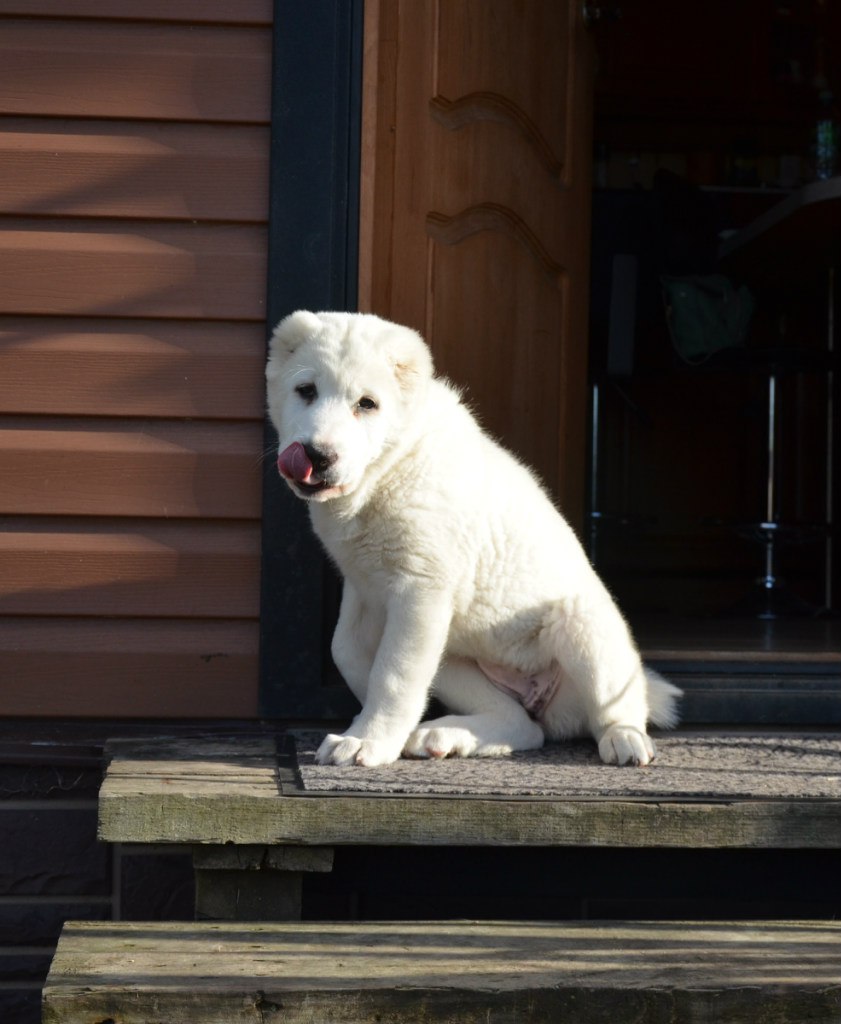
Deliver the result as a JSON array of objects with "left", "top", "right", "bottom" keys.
[{"left": 588, "top": 1, "right": 841, "bottom": 721}]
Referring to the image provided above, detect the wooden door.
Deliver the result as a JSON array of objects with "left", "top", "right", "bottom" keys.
[{"left": 359, "top": 0, "right": 595, "bottom": 527}]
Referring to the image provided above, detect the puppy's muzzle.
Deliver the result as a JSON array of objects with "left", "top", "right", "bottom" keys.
[
  {"left": 278, "top": 441, "right": 339, "bottom": 498},
  {"left": 303, "top": 443, "right": 338, "bottom": 475}
]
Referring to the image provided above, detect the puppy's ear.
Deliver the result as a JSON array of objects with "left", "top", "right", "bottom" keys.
[
  {"left": 269, "top": 310, "right": 323, "bottom": 362},
  {"left": 390, "top": 326, "right": 434, "bottom": 394}
]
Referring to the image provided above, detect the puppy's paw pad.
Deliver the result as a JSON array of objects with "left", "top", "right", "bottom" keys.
[{"left": 598, "top": 725, "right": 655, "bottom": 767}]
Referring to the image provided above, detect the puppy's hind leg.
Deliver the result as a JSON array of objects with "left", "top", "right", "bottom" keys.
[
  {"left": 544, "top": 592, "right": 658, "bottom": 767},
  {"left": 404, "top": 657, "right": 544, "bottom": 759}
]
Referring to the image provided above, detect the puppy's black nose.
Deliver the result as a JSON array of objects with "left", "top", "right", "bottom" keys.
[{"left": 303, "top": 443, "right": 338, "bottom": 473}]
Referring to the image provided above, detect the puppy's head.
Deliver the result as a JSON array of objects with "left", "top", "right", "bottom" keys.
[{"left": 266, "top": 311, "right": 433, "bottom": 501}]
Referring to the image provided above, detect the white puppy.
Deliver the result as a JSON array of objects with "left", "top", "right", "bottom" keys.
[{"left": 266, "top": 311, "right": 680, "bottom": 768}]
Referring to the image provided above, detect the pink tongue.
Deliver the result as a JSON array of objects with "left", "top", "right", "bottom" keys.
[{"left": 277, "top": 442, "right": 313, "bottom": 484}]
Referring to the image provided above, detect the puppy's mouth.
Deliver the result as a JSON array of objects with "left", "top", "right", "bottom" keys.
[
  {"left": 277, "top": 442, "right": 335, "bottom": 499},
  {"left": 291, "top": 478, "right": 331, "bottom": 498}
]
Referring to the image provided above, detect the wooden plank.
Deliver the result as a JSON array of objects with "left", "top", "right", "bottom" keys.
[
  {"left": 671, "top": 673, "right": 841, "bottom": 727},
  {"left": 42, "top": 920, "right": 841, "bottom": 1024},
  {"left": 0, "top": 121, "right": 269, "bottom": 221},
  {"left": 0, "top": 419, "right": 263, "bottom": 518},
  {"left": 0, "top": 618, "right": 258, "bottom": 717},
  {"left": 98, "top": 738, "right": 841, "bottom": 849},
  {"left": 638, "top": 617, "right": 841, "bottom": 664},
  {"left": 0, "top": 221, "right": 267, "bottom": 320},
  {"left": 1, "top": 1, "right": 272, "bottom": 23},
  {"left": 0, "top": 20, "right": 271, "bottom": 122},
  {"left": 0, "top": 319, "right": 265, "bottom": 419},
  {"left": 0, "top": 523, "right": 260, "bottom": 618}
]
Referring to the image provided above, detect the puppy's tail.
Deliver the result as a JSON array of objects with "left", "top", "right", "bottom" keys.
[{"left": 645, "top": 667, "right": 682, "bottom": 729}]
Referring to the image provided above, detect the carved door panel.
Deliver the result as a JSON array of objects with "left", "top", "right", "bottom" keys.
[{"left": 359, "top": 0, "right": 595, "bottom": 525}]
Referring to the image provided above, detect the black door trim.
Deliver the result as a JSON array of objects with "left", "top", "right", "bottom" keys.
[{"left": 260, "top": 0, "right": 364, "bottom": 718}]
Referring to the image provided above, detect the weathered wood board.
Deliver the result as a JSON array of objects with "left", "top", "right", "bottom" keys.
[
  {"left": 43, "top": 919, "right": 841, "bottom": 1024},
  {"left": 99, "top": 737, "right": 841, "bottom": 849}
]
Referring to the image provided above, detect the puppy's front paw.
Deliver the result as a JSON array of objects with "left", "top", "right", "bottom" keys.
[
  {"left": 316, "top": 732, "right": 402, "bottom": 767},
  {"left": 404, "top": 725, "right": 480, "bottom": 759},
  {"left": 316, "top": 733, "right": 361, "bottom": 765},
  {"left": 354, "top": 737, "right": 404, "bottom": 767},
  {"left": 598, "top": 724, "right": 655, "bottom": 767}
]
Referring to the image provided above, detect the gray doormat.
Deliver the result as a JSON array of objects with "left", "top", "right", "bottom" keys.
[{"left": 284, "top": 731, "right": 841, "bottom": 800}]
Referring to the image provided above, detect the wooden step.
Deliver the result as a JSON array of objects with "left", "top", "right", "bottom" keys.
[
  {"left": 638, "top": 616, "right": 841, "bottom": 724},
  {"left": 43, "top": 919, "right": 841, "bottom": 1023}
]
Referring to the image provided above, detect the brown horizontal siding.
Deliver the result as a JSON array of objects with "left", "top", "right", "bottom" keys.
[
  {"left": 0, "top": 319, "right": 265, "bottom": 419},
  {"left": 0, "top": 618, "right": 259, "bottom": 717},
  {"left": 1, "top": 1, "right": 272, "bottom": 24},
  {"left": 0, "top": 120, "right": 269, "bottom": 221},
  {"left": 0, "top": 3, "right": 272, "bottom": 718},
  {"left": 0, "top": 522, "right": 260, "bottom": 618},
  {"left": 0, "top": 222, "right": 267, "bottom": 319},
  {"left": 0, "top": 420, "right": 263, "bottom": 518},
  {"left": 0, "top": 19, "right": 271, "bottom": 122}
]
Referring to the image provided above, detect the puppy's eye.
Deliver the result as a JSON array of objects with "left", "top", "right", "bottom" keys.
[
  {"left": 357, "top": 396, "right": 378, "bottom": 412},
  {"left": 295, "top": 383, "right": 317, "bottom": 403}
]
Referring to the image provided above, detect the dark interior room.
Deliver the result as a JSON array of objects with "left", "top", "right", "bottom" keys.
[{"left": 586, "top": 0, "right": 841, "bottom": 723}]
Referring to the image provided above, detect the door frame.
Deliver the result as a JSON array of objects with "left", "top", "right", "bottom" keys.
[
  {"left": 258, "top": 1, "right": 839, "bottom": 725},
  {"left": 259, "top": 0, "right": 363, "bottom": 718}
]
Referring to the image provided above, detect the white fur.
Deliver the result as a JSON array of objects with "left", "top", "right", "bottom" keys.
[{"left": 266, "top": 311, "right": 681, "bottom": 768}]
